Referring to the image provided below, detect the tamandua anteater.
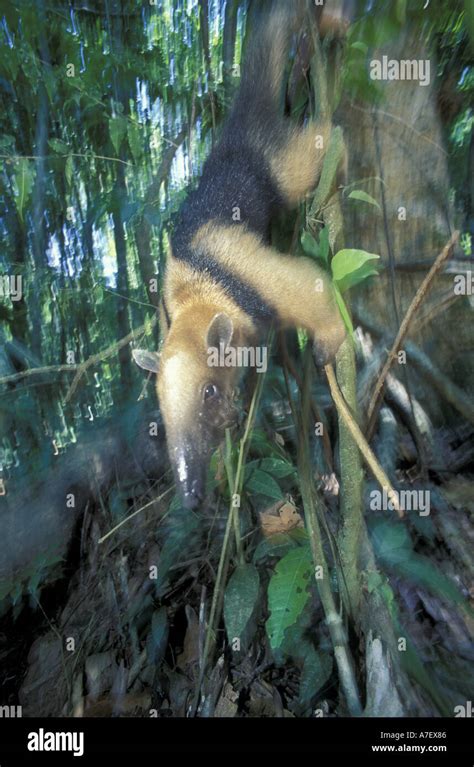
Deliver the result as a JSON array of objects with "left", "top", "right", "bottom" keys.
[{"left": 134, "top": 2, "right": 346, "bottom": 509}]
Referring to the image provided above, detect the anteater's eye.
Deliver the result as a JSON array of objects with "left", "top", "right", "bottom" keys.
[{"left": 203, "top": 383, "right": 218, "bottom": 401}]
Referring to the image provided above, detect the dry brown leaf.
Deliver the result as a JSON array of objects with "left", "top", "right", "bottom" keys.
[
  {"left": 84, "top": 692, "right": 151, "bottom": 717},
  {"left": 260, "top": 500, "right": 304, "bottom": 537},
  {"left": 176, "top": 605, "right": 200, "bottom": 672}
]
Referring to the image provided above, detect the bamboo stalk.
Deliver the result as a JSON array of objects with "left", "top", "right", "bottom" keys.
[
  {"left": 334, "top": 338, "right": 365, "bottom": 614},
  {"left": 298, "top": 352, "right": 362, "bottom": 716}
]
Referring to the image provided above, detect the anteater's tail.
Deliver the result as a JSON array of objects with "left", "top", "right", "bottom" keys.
[
  {"left": 228, "top": 1, "right": 305, "bottom": 127},
  {"left": 222, "top": 1, "right": 331, "bottom": 209}
]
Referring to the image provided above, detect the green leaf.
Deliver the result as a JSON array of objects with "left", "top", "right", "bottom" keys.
[
  {"left": 331, "top": 248, "right": 380, "bottom": 293},
  {"left": 301, "top": 228, "right": 330, "bottom": 267},
  {"left": 13, "top": 158, "right": 35, "bottom": 221},
  {"left": 369, "top": 519, "right": 413, "bottom": 566},
  {"left": 331, "top": 248, "right": 380, "bottom": 283},
  {"left": 250, "top": 428, "right": 281, "bottom": 457},
  {"left": 266, "top": 546, "right": 313, "bottom": 649},
  {"left": 65, "top": 156, "right": 73, "bottom": 186},
  {"left": 48, "top": 138, "right": 69, "bottom": 154},
  {"left": 347, "top": 190, "right": 381, "bottom": 211},
  {"left": 253, "top": 528, "right": 308, "bottom": 564},
  {"left": 299, "top": 648, "right": 333, "bottom": 707},
  {"left": 297, "top": 328, "right": 308, "bottom": 349},
  {"left": 341, "top": 263, "right": 380, "bottom": 293},
  {"left": 109, "top": 116, "right": 127, "bottom": 155},
  {"left": 246, "top": 469, "right": 284, "bottom": 501},
  {"left": 311, "top": 126, "right": 345, "bottom": 213},
  {"left": 350, "top": 42, "right": 368, "bottom": 54},
  {"left": 301, "top": 230, "right": 319, "bottom": 259},
  {"left": 334, "top": 286, "right": 354, "bottom": 334},
  {"left": 246, "top": 458, "right": 296, "bottom": 479},
  {"left": 224, "top": 564, "right": 260, "bottom": 645},
  {"left": 146, "top": 607, "right": 169, "bottom": 664},
  {"left": 127, "top": 121, "right": 142, "bottom": 164},
  {"left": 253, "top": 534, "right": 296, "bottom": 564}
]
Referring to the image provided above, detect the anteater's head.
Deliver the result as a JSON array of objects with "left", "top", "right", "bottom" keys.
[{"left": 133, "top": 308, "right": 242, "bottom": 509}]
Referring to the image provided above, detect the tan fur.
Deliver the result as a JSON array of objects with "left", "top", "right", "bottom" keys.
[
  {"left": 162, "top": 252, "right": 257, "bottom": 341},
  {"left": 270, "top": 123, "right": 331, "bottom": 206},
  {"left": 157, "top": 270, "right": 254, "bottom": 450},
  {"left": 260, "top": 6, "right": 301, "bottom": 102},
  {"left": 190, "top": 222, "right": 346, "bottom": 358}
]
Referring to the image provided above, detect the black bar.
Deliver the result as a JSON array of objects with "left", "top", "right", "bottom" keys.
[{"left": 0, "top": 717, "right": 472, "bottom": 762}]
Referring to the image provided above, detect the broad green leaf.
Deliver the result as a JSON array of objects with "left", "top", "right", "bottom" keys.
[
  {"left": 334, "top": 286, "right": 353, "bottom": 334},
  {"left": 224, "top": 564, "right": 260, "bottom": 645},
  {"left": 337, "top": 262, "right": 380, "bottom": 293},
  {"left": 299, "top": 648, "right": 333, "bottom": 707},
  {"left": 266, "top": 546, "right": 313, "bottom": 649},
  {"left": 369, "top": 519, "right": 413, "bottom": 566},
  {"left": 246, "top": 469, "right": 283, "bottom": 500},
  {"left": 348, "top": 190, "right": 381, "bottom": 211},
  {"left": 109, "top": 116, "right": 127, "bottom": 154},
  {"left": 331, "top": 248, "right": 380, "bottom": 285},
  {"left": 13, "top": 158, "right": 35, "bottom": 221},
  {"left": 48, "top": 138, "right": 69, "bottom": 154},
  {"left": 250, "top": 428, "right": 281, "bottom": 457}
]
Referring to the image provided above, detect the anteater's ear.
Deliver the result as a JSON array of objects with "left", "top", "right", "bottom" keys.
[
  {"left": 132, "top": 349, "right": 160, "bottom": 374},
  {"left": 206, "top": 313, "right": 234, "bottom": 350}
]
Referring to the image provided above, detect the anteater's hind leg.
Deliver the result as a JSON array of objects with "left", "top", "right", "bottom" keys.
[{"left": 269, "top": 122, "right": 331, "bottom": 207}]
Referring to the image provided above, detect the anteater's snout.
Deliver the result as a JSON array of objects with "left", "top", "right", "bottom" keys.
[{"left": 182, "top": 477, "right": 204, "bottom": 509}]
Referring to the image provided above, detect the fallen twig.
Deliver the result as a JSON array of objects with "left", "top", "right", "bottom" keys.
[
  {"left": 0, "top": 315, "right": 158, "bottom": 391},
  {"left": 64, "top": 315, "right": 158, "bottom": 402},
  {"left": 366, "top": 231, "right": 459, "bottom": 438}
]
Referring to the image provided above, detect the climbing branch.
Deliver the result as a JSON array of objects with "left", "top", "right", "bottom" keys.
[{"left": 325, "top": 363, "right": 404, "bottom": 518}]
